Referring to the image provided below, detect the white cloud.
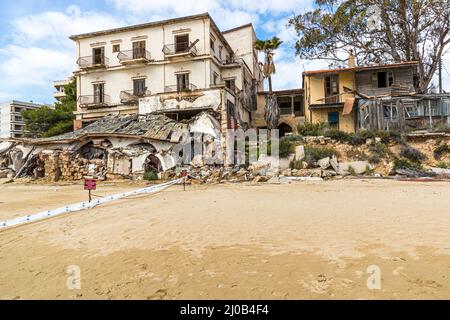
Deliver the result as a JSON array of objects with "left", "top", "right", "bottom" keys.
[{"left": 0, "top": 6, "right": 125, "bottom": 103}]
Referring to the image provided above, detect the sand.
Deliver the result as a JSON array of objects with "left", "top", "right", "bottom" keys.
[{"left": 0, "top": 178, "right": 449, "bottom": 299}]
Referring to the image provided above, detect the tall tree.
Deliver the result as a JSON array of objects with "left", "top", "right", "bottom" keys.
[
  {"left": 22, "top": 79, "right": 77, "bottom": 138},
  {"left": 254, "top": 36, "right": 283, "bottom": 129},
  {"left": 288, "top": 0, "right": 450, "bottom": 93}
]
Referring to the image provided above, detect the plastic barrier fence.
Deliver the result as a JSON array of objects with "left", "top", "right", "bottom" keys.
[{"left": 0, "top": 178, "right": 182, "bottom": 230}]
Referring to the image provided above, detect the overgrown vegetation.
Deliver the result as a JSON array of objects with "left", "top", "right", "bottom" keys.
[
  {"left": 368, "top": 143, "right": 389, "bottom": 164},
  {"left": 347, "top": 165, "right": 356, "bottom": 175},
  {"left": 399, "top": 146, "right": 426, "bottom": 163},
  {"left": 22, "top": 79, "right": 76, "bottom": 138},
  {"left": 296, "top": 123, "right": 402, "bottom": 146},
  {"left": 143, "top": 170, "right": 159, "bottom": 180},
  {"left": 304, "top": 145, "right": 339, "bottom": 166},
  {"left": 434, "top": 143, "right": 450, "bottom": 160},
  {"left": 289, "top": 159, "right": 304, "bottom": 170},
  {"left": 393, "top": 158, "right": 422, "bottom": 171},
  {"left": 297, "top": 122, "right": 327, "bottom": 136},
  {"left": 279, "top": 138, "right": 296, "bottom": 158},
  {"left": 436, "top": 161, "right": 448, "bottom": 169}
]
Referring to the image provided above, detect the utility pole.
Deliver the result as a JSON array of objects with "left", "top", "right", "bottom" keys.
[{"left": 438, "top": 58, "right": 443, "bottom": 94}]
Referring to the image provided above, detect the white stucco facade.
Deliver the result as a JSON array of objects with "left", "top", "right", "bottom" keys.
[{"left": 70, "top": 13, "right": 260, "bottom": 130}]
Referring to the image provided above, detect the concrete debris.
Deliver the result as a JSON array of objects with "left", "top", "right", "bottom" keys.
[
  {"left": 429, "top": 167, "right": 450, "bottom": 178},
  {"left": 317, "top": 157, "right": 330, "bottom": 170},
  {"left": 338, "top": 161, "right": 372, "bottom": 175},
  {"left": 295, "top": 145, "right": 305, "bottom": 161}
]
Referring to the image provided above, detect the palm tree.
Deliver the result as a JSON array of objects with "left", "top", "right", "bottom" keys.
[{"left": 254, "top": 36, "right": 283, "bottom": 129}]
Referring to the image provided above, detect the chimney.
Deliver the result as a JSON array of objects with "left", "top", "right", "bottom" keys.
[{"left": 348, "top": 50, "right": 356, "bottom": 68}]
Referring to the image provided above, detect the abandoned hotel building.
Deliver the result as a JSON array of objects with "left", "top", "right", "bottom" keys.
[{"left": 0, "top": 13, "right": 266, "bottom": 181}]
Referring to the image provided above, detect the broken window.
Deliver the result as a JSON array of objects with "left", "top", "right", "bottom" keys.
[
  {"left": 377, "top": 71, "right": 394, "bottom": 88},
  {"left": 92, "top": 47, "right": 105, "bottom": 65},
  {"left": 133, "top": 79, "right": 146, "bottom": 96},
  {"left": 227, "top": 100, "right": 236, "bottom": 129},
  {"left": 210, "top": 37, "right": 215, "bottom": 52},
  {"left": 225, "top": 79, "right": 236, "bottom": 92},
  {"left": 212, "top": 72, "right": 219, "bottom": 85},
  {"left": 325, "top": 75, "right": 339, "bottom": 103},
  {"left": 112, "top": 44, "right": 120, "bottom": 53},
  {"left": 175, "top": 34, "right": 189, "bottom": 53},
  {"left": 132, "top": 41, "right": 146, "bottom": 59},
  {"left": 176, "top": 73, "right": 189, "bottom": 91},
  {"left": 93, "top": 83, "right": 105, "bottom": 103}
]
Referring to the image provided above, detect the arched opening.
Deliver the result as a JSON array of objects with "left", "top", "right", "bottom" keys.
[
  {"left": 277, "top": 122, "right": 293, "bottom": 138},
  {"left": 144, "top": 154, "right": 162, "bottom": 172}
]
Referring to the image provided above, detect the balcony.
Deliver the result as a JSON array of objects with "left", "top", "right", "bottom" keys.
[
  {"left": 76, "top": 56, "right": 109, "bottom": 69},
  {"left": 162, "top": 41, "right": 198, "bottom": 58},
  {"left": 164, "top": 84, "right": 198, "bottom": 93},
  {"left": 78, "top": 95, "right": 111, "bottom": 108},
  {"left": 120, "top": 90, "right": 151, "bottom": 104},
  {"left": 117, "top": 49, "right": 152, "bottom": 65}
]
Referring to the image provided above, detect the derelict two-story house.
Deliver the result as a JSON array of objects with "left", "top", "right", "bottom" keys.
[{"left": 70, "top": 13, "right": 262, "bottom": 134}]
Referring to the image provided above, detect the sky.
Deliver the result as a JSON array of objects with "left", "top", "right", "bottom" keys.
[{"left": 0, "top": 0, "right": 448, "bottom": 105}]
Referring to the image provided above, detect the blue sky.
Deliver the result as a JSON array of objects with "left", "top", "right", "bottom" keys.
[{"left": 0, "top": 0, "right": 448, "bottom": 104}]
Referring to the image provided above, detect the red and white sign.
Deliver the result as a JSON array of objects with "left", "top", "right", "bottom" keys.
[
  {"left": 84, "top": 179, "right": 97, "bottom": 190},
  {"left": 181, "top": 169, "right": 188, "bottom": 177}
]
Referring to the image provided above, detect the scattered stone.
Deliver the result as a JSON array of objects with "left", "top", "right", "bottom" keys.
[
  {"left": 317, "top": 157, "right": 330, "bottom": 170},
  {"left": 252, "top": 176, "right": 268, "bottom": 183},
  {"left": 295, "top": 145, "right": 305, "bottom": 161},
  {"left": 338, "top": 161, "right": 372, "bottom": 175}
]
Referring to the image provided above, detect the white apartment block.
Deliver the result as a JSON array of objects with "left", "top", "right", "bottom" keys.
[
  {"left": 70, "top": 13, "right": 263, "bottom": 131},
  {"left": 0, "top": 101, "right": 45, "bottom": 138},
  {"left": 53, "top": 78, "right": 71, "bottom": 101}
]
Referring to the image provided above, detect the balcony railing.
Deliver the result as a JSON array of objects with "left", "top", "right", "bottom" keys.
[
  {"left": 77, "top": 56, "right": 109, "bottom": 69},
  {"left": 78, "top": 95, "right": 111, "bottom": 108},
  {"left": 164, "top": 84, "right": 198, "bottom": 93},
  {"left": 162, "top": 41, "right": 198, "bottom": 56},
  {"left": 117, "top": 49, "right": 152, "bottom": 64},
  {"left": 120, "top": 90, "right": 151, "bottom": 104}
]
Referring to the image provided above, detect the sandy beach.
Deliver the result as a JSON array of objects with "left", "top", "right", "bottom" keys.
[{"left": 0, "top": 179, "right": 450, "bottom": 299}]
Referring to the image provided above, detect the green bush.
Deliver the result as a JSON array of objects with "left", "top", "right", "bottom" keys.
[
  {"left": 436, "top": 161, "right": 448, "bottom": 169},
  {"left": 323, "top": 128, "right": 351, "bottom": 143},
  {"left": 283, "top": 135, "right": 304, "bottom": 142},
  {"left": 279, "top": 138, "right": 296, "bottom": 158},
  {"left": 143, "top": 170, "right": 159, "bottom": 180},
  {"left": 433, "top": 143, "right": 450, "bottom": 160},
  {"left": 297, "top": 122, "right": 327, "bottom": 136},
  {"left": 394, "top": 158, "right": 422, "bottom": 170},
  {"left": 399, "top": 146, "right": 426, "bottom": 163},
  {"left": 289, "top": 160, "right": 304, "bottom": 170},
  {"left": 304, "top": 146, "right": 339, "bottom": 166},
  {"left": 368, "top": 143, "right": 389, "bottom": 164}
]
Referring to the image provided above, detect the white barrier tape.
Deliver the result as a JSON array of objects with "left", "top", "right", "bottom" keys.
[{"left": 0, "top": 178, "right": 182, "bottom": 230}]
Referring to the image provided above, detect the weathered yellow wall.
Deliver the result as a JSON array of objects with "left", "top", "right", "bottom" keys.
[
  {"left": 252, "top": 94, "right": 306, "bottom": 133},
  {"left": 304, "top": 70, "right": 356, "bottom": 133}
]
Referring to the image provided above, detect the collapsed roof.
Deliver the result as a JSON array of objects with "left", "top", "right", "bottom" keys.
[{"left": 2, "top": 112, "right": 221, "bottom": 145}]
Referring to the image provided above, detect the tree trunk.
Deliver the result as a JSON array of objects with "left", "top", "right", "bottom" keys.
[
  {"left": 268, "top": 76, "right": 273, "bottom": 93},
  {"left": 265, "top": 93, "right": 280, "bottom": 130}
]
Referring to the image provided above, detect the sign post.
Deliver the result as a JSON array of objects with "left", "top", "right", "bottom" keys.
[
  {"left": 84, "top": 179, "right": 97, "bottom": 202},
  {"left": 181, "top": 169, "right": 187, "bottom": 191}
]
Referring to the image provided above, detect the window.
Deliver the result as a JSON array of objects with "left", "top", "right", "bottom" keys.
[
  {"left": 112, "top": 44, "right": 120, "bottom": 53},
  {"left": 210, "top": 38, "right": 215, "bottom": 52},
  {"left": 219, "top": 47, "right": 222, "bottom": 59},
  {"left": 325, "top": 75, "right": 339, "bottom": 103},
  {"left": 176, "top": 73, "right": 189, "bottom": 91},
  {"left": 212, "top": 72, "right": 219, "bottom": 85},
  {"left": 92, "top": 47, "right": 105, "bottom": 65},
  {"left": 225, "top": 79, "right": 236, "bottom": 92},
  {"left": 175, "top": 34, "right": 189, "bottom": 53},
  {"left": 132, "top": 41, "right": 146, "bottom": 59},
  {"left": 328, "top": 112, "right": 339, "bottom": 128},
  {"left": 93, "top": 83, "right": 105, "bottom": 103},
  {"left": 226, "top": 100, "right": 236, "bottom": 129},
  {"left": 133, "top": 79, "right": 146, "bottom": 96},
  {"left": 14, "top": 107, "right": 22, "bottom": 113},
  {"left": 377, "top": 71, "right": 394, "bottom": 88}
]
